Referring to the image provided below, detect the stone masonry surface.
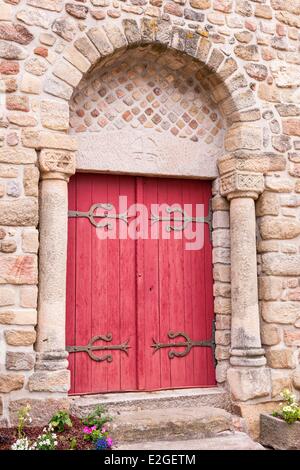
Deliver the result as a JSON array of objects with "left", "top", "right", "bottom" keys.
[{"left": 0, "top": 0, "right": 299, "bottom": 432}]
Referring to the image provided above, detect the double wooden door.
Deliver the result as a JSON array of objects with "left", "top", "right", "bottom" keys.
[{"left": 66, "top": 173, "right": 215, "bottom": 394}]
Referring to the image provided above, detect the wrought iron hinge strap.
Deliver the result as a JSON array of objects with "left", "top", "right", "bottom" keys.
[
  {"left": 150, "top": 199, "right": 213, "bottom": 240},
  {"left": 68, "top": 203, "right": 128, "bottom": 229},
  {"left": 66, "top": 334, "right": 130, "bottom": 363},
  {"left": 68, "top": 199, "right": 213, "bottom": 239},
  {"left": 152, "top": 320, "right": 216, "bottom": 364}
]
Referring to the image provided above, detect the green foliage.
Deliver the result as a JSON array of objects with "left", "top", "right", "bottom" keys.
[
  {"left": 273, "top": 389, "right": 300, "bottom": 425},
  {"left": 49, "top": 411, "right": 73, "bottom": 433},
  {"left": 17, "top": 404, "right": 31, "bottom": 439},
  {"left": 82, "top": 405, "right": 110, "bottom": 429},
  {"left": 69, "top": 437, "right": 77, "bottom": 450}
]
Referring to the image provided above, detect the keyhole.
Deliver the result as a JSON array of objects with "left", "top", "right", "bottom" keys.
[{"left": 149, "top": 286, "right": 153, "bottom": 292}]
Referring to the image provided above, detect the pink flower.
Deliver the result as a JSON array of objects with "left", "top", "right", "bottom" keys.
[
  {"left": 101, "top": 427, "right": 107, "bottom": 433},
  {"left": 83, "top": 426, "right": 96, "bottom": 434},
  {"left": 107, "top": 437, "right": 113, "bottom": 448}
]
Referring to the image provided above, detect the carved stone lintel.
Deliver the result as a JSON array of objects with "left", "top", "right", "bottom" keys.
[
  {"left": 220, "top": 170, "right": 264, "bottom": 200},
  {"left": 39, "top": 149, "right": 76, "bottom": 181}
]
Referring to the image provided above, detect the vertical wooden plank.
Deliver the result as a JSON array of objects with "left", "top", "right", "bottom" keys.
[
  {"left": 157, "top": 181, "right": 171, "bottom": 389},
  {"left": 74, "top": 173, "right": 93, "bottom": 394},
  {"left": 203, "top": 181, "right": 216, "bottom": 385},
  {"left": 66, "top": 174, "right": 76, "bottom": 394},
  {"left": 191, "top": 180, "right": 207, "bottom": 386},
  {"left": 141, "top": 177, "right": 160, "bottom": 390},
  {"left": 106, "top": 174, "right": 121, "bottom": 391},
  {"left": 182, "top": 180, "right": 195, "bottom": 387},
  {"left": 119, "top": 176, "right": 137, "bottom": 390},
  {"left": 167, "top": 178, "right": 186, "bottom": 388},
  {"left": 136, "top": 176, "right": 145, "bottom": 390},
  {"left": 90, "top": 173, "right": 108, "bottom": 392}
]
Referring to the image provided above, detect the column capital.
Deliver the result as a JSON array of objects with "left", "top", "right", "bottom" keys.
[
  {"left": 220, "top": 170, "right": 264, "bottom": 200},
  {"left": 39, "top": 148, "right": 76, "bottom": 182}
]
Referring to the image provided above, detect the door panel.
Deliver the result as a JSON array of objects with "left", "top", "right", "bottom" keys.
[
  {"left": 137, "top": 178, "right": 215, "bottom": 390},
  {"left": 66, "top": 173, "right": 215, "bottom": 394},
  {"left": 67, "top": 174, "right": 137, "bottom": 394}
]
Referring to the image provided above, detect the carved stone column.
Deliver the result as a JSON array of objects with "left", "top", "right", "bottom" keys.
[
  {"left": 31, "top": 149, "right": 75, "bottom": 391},
  {"left": 219, "top": 155, "right": 270, "bottom": 401}
]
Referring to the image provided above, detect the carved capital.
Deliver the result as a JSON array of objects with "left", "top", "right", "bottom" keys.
[
  {"left": 220, "top": 170, "right": 264, "bottom": 200},
  {"left": 39, "top": 149, "right": 76, "bottom": 181}
]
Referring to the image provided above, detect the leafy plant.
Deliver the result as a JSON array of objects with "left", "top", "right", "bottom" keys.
[
  {"left": 69, "top": 437, "right": 77, "bottom": 450},
  {"left": 272, "top": 389, "right": 300, "bottom": 424},
  {"left": 17, "top": 404, "right": 32, "bottom": 439},
  {"left": 82, "top": 405, "right": 110, "bottom": 429},
  {"left": 82, "top": 406, "right": 114, "bottom": 450},
  {"left": 33, "top": 423, "right": 58, "bottom": 450},
  {"left": 49, "top": 411, "right": 72, "bottom": 433}
]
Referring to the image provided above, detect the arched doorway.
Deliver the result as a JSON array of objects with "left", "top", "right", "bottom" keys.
[{"left": 65, "top": 47, "right": 224, "bottom": 394}]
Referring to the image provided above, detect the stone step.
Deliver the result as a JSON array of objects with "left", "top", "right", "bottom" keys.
[
  {"left": 117, "top": 432, "right": 264, "bottom": 450},
  {"left": 109, "top": 406, "right": 233, "bottom": 443},
  {"left": 70, "top": 387, "right": 231, "bottom": 418}
]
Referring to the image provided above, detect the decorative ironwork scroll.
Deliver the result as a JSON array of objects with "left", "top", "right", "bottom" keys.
[
  {"left": 68, "top": 203, "right": 128, "bottom": 229},
  {"left": 66, "top": 334, "right": 130, "bottom": 363},
  {"left": 152, "top": 325, "right": 216, "bottom": 363},
  {"left": 150, "top": 202, "right": 212, "bottom": 237}
]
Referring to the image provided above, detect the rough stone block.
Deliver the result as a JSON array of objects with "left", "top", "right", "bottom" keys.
[
  {"left": 9, "top": 398, "right": 70, "bottom": 426},
  {"left": 262, "top": 253, "right": 300, "bottom": 276},
  {"left": 0, "top": 255, "right": 37, "bottom": 284},
  {"left": 262, "top": 301, "right": 299, "bottom": 324},
  {"left": 261, "top": 323, "right": 281, "bottom": 346},
  {"left": 22, "top": 130, "right": 77, "bottom": 151},
  {"left": 24, "top": 166, "right": 39, "bottom": 197},
  {"left": 22, "top": 229, "right": 39, "bottom": 254},
  {"left": 0, "top": 373, "right": 24, "bottom": 392},
  {"left": 4, "top": 330, "right": 36, "bottom": 346},
  {"left": 266, "top": 349, "right": 296, "bottom": 369},
  {"left": 227, "top": 367, "right": 271, "bottom": 401},
  {"left": 0, "top": 286, "right": 15, "bottom": 306},
  {"left": 28, "top": 370, "right": 70, "bottom": 392},
  {"left": 41, "top": 99, "right": 69, "bottom": 132},
  {"left": 0, "top": 309, "right": 37, "bottom": 325},
  {"left": 20, "top": 285, "right": 38, "bottom": 308},
  {"left": 293, "top": 371, "right": 300, "bottom": 390},
  {"left": 258, "top": 276, "right": 283, "bottom": 301},
  {"left": 225, "top": 124, "right": 262, "bottom": 151},
  {"left": 0, "top": 198, "right": 38, "bottom": 226},
  {"left": 256, "top": 192, "right": 279, "bottom": 216},
  {"left": 260, "top": 413, "right": 300, "bottom": 450},
  {"left": 6, "top": 352, "right": 35, "bottom": 370}
]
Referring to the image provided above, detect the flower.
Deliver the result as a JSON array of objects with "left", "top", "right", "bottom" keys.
[
  {"left": 95, "top": 438, "right": 109, "bottom": 450},
  {"left": 83, "top": 425, "right": 97, "bottom": 434},
  {"left": 107, "top": 437, "right": 113, "bottom": 448}
]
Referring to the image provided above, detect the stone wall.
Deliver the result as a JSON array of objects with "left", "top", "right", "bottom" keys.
[{"left": 0, "top": 0, "right": 299, "bottom": 427}]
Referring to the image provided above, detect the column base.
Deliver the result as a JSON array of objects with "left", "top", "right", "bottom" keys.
[
  {"left": 230, "top": 348, "right": 266, "bottom": 367},
  {"left": 227, "top": 366, "right": 271, "bottom": 402}
]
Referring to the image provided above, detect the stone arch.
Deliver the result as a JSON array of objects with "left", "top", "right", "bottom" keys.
[
  {"left": 35, "top": 19, "right": 269, "bottom": 408},
  {"left": 42, "top": 18, "right": 261, "bottom": 157}
]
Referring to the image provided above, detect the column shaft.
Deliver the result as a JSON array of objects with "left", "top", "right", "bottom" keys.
[
  {"left": 37, "top": 178, "right": 68, "bottom": 353},
  {"left": 230, "top": 197, "right": 265, "bottom": 367}
]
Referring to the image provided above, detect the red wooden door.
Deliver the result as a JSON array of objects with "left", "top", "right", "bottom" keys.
[{"left": 66, "top": 173, "right": 215, "bottom": 394}]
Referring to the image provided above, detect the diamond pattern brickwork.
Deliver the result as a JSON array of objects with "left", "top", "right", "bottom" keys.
[{"left": 70, "top": 48, "right": 225, "bottom": 152}]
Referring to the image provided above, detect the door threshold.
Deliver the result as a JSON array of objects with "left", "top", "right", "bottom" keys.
[{"left": 70, "top": 386, "right": 232, "bottom": 415}]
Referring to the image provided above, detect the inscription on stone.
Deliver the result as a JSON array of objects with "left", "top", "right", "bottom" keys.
[{"left": 76, "top": 130, "right": 219, "bottom": 178}]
